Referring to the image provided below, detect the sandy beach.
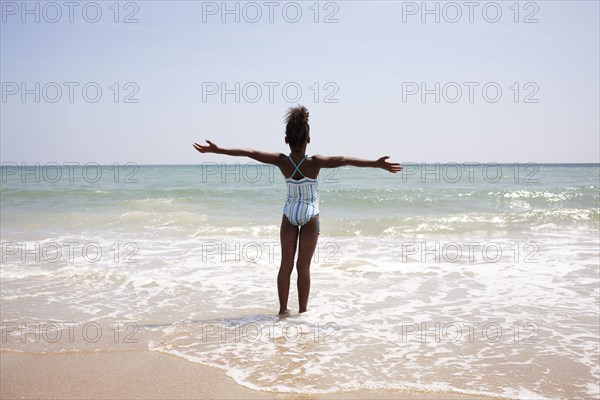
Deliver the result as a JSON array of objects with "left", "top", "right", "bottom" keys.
[{"left": 1, "top": 350, "right": 500, "bottom": 400}]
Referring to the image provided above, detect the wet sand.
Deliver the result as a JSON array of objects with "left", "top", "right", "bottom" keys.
[{"left": 0, "top": 350, "right": 500, "bottom": 399}]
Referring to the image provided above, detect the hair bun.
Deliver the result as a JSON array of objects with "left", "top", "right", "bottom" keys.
[{"left": 289, "top": 105, "right": 308, "bottom": 124}]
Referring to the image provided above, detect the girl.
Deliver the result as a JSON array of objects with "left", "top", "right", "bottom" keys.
[{"left": 193, "top": 106, "right": 401, "bottom": 315}]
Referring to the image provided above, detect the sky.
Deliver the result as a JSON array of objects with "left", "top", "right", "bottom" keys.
[{"left": 1, "top": 0, "right": 599, "bottom": 164}]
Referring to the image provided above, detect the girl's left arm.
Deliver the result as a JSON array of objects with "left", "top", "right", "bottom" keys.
[{"left": 193, "top": 140, "right": 282, "bottom": 165}]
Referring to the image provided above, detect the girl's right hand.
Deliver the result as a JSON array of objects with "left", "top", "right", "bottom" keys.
[
  {"left": 376, "top": 156, "right": 402, "bottom": 173},
  {"left": 193, "top": 140, "right": 219, "bottom": 154}
]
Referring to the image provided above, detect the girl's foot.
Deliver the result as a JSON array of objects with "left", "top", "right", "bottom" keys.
[{"left": 279, "top": 309, "right": 290, "bottom": 317}]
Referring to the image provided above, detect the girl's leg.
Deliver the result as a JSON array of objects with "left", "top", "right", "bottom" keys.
[
  {"left": 278, "top": 215, "right": 299, "bottom": 315},
  {"left": 296, "top": 215, "right": 319, "bottom": 313}
]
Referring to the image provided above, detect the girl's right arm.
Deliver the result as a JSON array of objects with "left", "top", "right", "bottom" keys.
[
  {"left": 313, "top": 155, "right": 402, "bottom": 173},
  {"left": 193, "top": 140, "right": 282, "bottom": 166}
]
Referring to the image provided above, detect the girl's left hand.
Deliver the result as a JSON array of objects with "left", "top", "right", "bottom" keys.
[
  {"left": 377, "top": 156, "right": 402, "bottom": 173},
  {"left": 193, "top": 140, "right": 219, "bottom": 154}
]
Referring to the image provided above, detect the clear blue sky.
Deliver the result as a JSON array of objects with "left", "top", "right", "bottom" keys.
[{"left": 1, "top": 0, "right": 598, "bottom": 164}]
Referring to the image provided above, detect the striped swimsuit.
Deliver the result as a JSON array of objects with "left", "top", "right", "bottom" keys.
[{"left": 283, "top": 154, "right": 319, "bottom": 229}]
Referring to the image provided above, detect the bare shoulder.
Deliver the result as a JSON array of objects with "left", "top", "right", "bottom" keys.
[
  {"left": 273, "top": 152, "right": 288, "bottom": 166},
  {"left": 311, "top": 154, "right": 344, "bottom": 168},
  {"left": 271, "top": 153, "right": 287, "bottom": 167},
  {"left": 311, "top": 154, "right": 328, "bottom": 166}
]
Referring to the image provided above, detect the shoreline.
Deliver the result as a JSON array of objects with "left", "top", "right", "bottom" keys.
[{"left": 1, "top": 349, "right": 502, "bottom": 399}]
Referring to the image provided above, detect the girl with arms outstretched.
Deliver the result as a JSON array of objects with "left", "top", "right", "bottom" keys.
[{"left": 193, "top": 106, "right": 401, "bottom": 315}]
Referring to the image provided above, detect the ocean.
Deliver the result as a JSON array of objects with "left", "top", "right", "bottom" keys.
[{"left": 1, "top": 163, "right": 599, "bottom": 399}]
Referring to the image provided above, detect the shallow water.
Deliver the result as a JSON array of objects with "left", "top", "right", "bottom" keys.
[{"left": 1, "top": 163, "right": 599, "bottom": 399}]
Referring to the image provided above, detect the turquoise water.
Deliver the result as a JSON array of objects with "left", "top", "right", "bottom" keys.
[
  {"left": 2, "top": 163, "right": 598, "bottom": 237},
  {"left": 1, "top": 163, "right": 599, "bottom": 398}
]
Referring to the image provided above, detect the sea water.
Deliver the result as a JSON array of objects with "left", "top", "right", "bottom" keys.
[{"left": 1, "top": 163, "right": 599, "bottom": 399}]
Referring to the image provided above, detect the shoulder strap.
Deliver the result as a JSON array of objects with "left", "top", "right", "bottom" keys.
[{"left": 288, "top": 154, "right": 307, "bottom": 178}]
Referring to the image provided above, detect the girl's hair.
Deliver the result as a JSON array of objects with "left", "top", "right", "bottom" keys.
[{"left": 284, "top": 105, "right": 310, "bottom": 150}]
